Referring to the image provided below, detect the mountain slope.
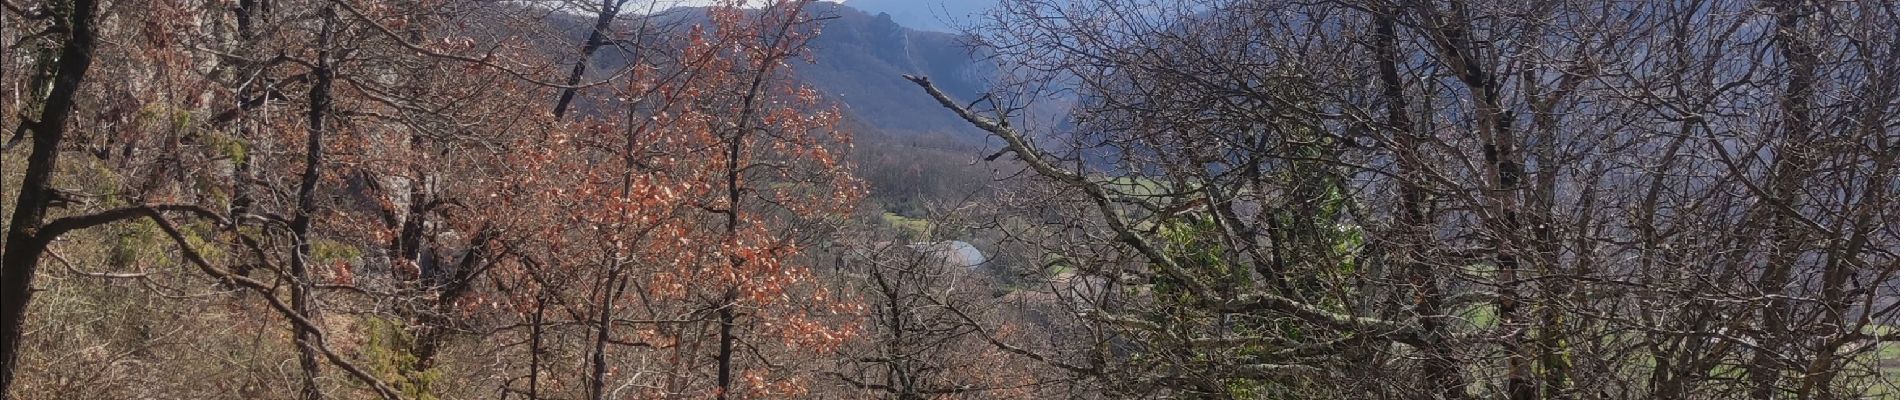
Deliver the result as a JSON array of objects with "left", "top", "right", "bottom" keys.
[
  {"left": 558, "top": 3, "right": 996, "bottom": 138},
  {"left": 799, "top": 2, "right": 992, "bottom": 137},
  {"left": 837, "top": 0, "right": 996, "bottom": 33}
]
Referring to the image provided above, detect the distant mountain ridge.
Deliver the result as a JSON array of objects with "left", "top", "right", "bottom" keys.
[
  {"left": 797, "top": 1, "right": 992, "bottom": 137},
  {"left": 836, "top": 0, "right": 996, "bottom": 33},
  {"left": 551, "top": 2, "right": 998, "bottom": 138}
]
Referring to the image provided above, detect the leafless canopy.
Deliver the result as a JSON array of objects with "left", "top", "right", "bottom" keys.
[{"left": 907, "top": 0, "right": 1900, "bottom": 398}]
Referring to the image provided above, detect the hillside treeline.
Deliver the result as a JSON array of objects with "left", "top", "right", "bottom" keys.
[{"left": 2, "top": 0, "right": 1898, "bottom": 399}]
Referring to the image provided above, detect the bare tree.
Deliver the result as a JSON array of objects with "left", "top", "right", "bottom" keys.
[{"left": 909, "top": 0, "right": 1900, "bottom": 398}]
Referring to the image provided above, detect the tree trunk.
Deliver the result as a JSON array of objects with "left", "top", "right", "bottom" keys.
[
  {"left": 1372, "top": 8, "right": 1467, "bottom": 400},
  {"left": 1750, "top": 1, "right": 1815, "bottom": 398},
  {"left": 288, "top": 7, "right": 339, "bottom": 400},
  {"left": 716, "top": 302, "right": 736, "bottom": 400},
  {"left": 528, "top": 294, "right": 545, "bottom": 400},
  {"left": 552, "top": 0, "right": 628, "bottom": 119},
  {"left": 588, "top": 272, "right": 625, "bottom": 400},
  {"left": 0, "top": 0, "right": 98, "bottom": 396},
  {"left": 716, "top": 60, "right": 769, "bottom": 400}
]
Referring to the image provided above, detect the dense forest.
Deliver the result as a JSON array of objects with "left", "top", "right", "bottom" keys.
[{"left": 1, "top": 0, "right": 1898, "bottom": 399}]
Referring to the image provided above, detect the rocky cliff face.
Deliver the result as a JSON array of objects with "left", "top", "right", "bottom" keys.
[
  {"left": 557, "top": 2, "right": 997, "bottom": 138},
  {"left": 796, "top": 2, "right": 993, "bottom": 137},
  {"left": 838, "top": 0, "right": 996, "bottom": 33}
]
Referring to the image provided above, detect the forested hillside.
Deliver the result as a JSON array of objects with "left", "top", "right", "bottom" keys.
[{"left": 1, "top": 0, "right": 1898, "bottom": 399}]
